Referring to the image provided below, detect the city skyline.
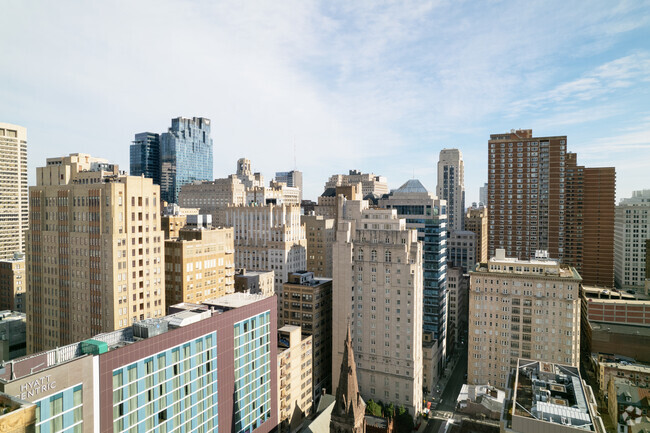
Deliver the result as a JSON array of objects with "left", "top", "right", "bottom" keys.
[{"left": 2, "top": 1, "right": 649, "bottom": 202}]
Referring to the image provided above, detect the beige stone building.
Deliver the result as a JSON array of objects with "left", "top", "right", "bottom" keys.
[
  {"left": 179, "top": 176, "right": 246, "bottom": 226},
  {"left": 164, "top": 225, "right": 234, "bottom": 308},
  {"left": 302, "top": 214, "right": 335, "bottom": 278},
  {"left": 0, "top": 253, "right": 25, "bottom": 312},
  {"left": 246, "top": 180, "right": 301, "bottom": 206},
  {"left": 316, "top": 184, "right": 362, "bottom": 222},
  {"left": 325, "top": 170, "right": 388, "bottom": 198},
  {"left": 0, "top": 123, "right": 28, "bottom": 260},
  {"left": 467, "top": 249, "right": 582, "bottom": 389},
  {"left": 333, "top": 207, "right": 423, "bottom": 417},
  {"left": 436, "top": 148, "right": 465, "bottom": 232},
  {"left": 26, "top": 153, "right": 164, "bottom": 352},
  {"left": 234, "top": 269, "right": 275, "bottom": 295},
  {"left": 277, "top": 325, "right": 313, "bottom": 432},
  {"left": 226, "top": 204, "right": 307, "bottom": 317},
  {"left": 281, "top": 271, "right": 333, "bottom": 400},
  {"left": 446, "top": 266, "right": 467, "bottom": 348},
  {"left": 465, "top": 206, "right": 488, "bottom": 264}
]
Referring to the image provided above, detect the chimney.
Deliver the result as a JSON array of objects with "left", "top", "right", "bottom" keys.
[{"left": 321, "top": 388, "right": 326, "bottom": 396}]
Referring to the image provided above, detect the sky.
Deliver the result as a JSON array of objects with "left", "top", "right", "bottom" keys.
[{"left": 1, "top": 0, "right": 649, "bottom": 204}]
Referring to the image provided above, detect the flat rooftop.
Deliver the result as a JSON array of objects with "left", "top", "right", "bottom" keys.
[
  {"left": 512, "top": 359, "right": 596, "bottom": 431},
  {"left": 0, "top": 293, "right": 271, "bottom": 383}
]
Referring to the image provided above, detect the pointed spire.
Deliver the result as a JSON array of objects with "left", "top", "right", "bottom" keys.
[{"left": 333, "top": 322, "right": 365, "bottom": 420}]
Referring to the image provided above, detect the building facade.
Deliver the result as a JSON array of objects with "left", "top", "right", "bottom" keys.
[
  {"left": 447, "top": 230, "right": 476, "bottom": 273},
  {"left": 0, "top": 311, "right": 26, "bottom": 362},
  {"left": 225, "top": 204, "right": 307, "bottom": 317},
  {"left": 487, "top": 129, "right": 615, "bottom": 287},
  {"left": 0, "top": 123, "right": 28, "bottom": 260},
  {"left": 468, "top": 249, "right": 582, "bottom": 388},
  {"left": 280, "top": 271, "right": 333, "bottom": 401},
  {"left": 332, "top": 208, "right": 423, "bottom": 416},
  {"left": 325, "top": 170, "right": 388, "bottom": 198},
  {"left": 465, "top": 206, "right": 488, "bottom": 264},
  {"left": 235, "top": 269, "right": 275, "bottom": 296},
  {"left": 164, "top": 225, "right": 235, "bottom": 308},
  {"left": 277, "top": 325, "right": 313, "bottom": 431},
  {"left": 302, "top": 214, "right": 335, "bottom": 278},
  {"left": 614, "top": 189, "right": 650, "bottom": 291},
  {"left": 130, "top": 132, "right": 161, "bottom": 185},
  {"left": 179, "top": 176, "right": 247, "bottom": 227},
  {"left": 436, "top": 149, "right": 465, "bottom": 232},
  {"left": 26, "top": 154, "right": 164, "bottom": 352},
  {"left": 160, "top": 117, "right": 213, "bottom": 204},
  {"left": 0, "top": 293, "right": 278, "bottom": 433},
  {"left": 0, "top": 253, "right": 25, "bottom": 312},
  {"left": 446, "top": 267, "right": 467, "bottom": 349},
  {"left": 379, "top": 179, "right": 448, "bottom": 374},
  {"left": 275, "top": 170, "right": 303, "bottom": 202}
]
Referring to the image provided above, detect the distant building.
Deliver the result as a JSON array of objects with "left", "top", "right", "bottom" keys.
[
  {"left": 446, "top": 267, "right": 467, "bottom": 349},
  {"left": 591, "top": 353, "right": 650, "bottom": 396},
  {"left": 302, "top": 214, "right": 335, "bottom": 278},
  {"left": 468, "top": 249, "right": 582, "bottom": 388},
  {"left": 615, "top": 190, "right": 650, "bottom": 291},
  {"left": 160, "top": 117, "right": 213, "bottom": 203},
  {"left": 325, "top": 170, "right": 388, "bottom": 198},
  {"left": 436, "top": 149, "right": 465, "bottom": 232},
  {"left": 0, "top": 123, "right": 28, "bottom": 260},
  {"left": 179, "top": 176, "right": 247, "bottom": 226},
  {"left": 0, "top": 311, "right": 26, "bottom": 361},
  {"left": 0, "top": 253, "right": 25, "bottom": 312},
  {"left": 234, "top": 269, "right": 275, "bottom": 296},
  {"left": 164, "top": 223, "right": 235, "bottom": 308},
  {"left": 281, "top": 271, "right": 333, "bottom": 400},
  {"left": 479, "top": 182, "right": 488, "bottom": 206},
  {"left": 130, "top": 132, "right": 161, "bottom": 185},
  {"left": 465, "top": 205, "right": 488, "bottom": 264},
  {"left": 226, "top": 204, "right": 307, "bottom": 317},
  {"left": 0, "top": 293, "right": 278, "bottom": 433},
  {"left": 276, "top": 170, "right": 304, "bottom": 202},
  {"left": 236, "top": 158, "right": 264, "bottom": 189},
  {"left": 246, "top": 180, "right": 301, "bottom": 206},
  {"left": 27, "top": 153, "right": 164, "bottom": 352},
  {"left": 447, "top": 230, "right": 476, "bottom": 273},
  {"left": 316, "top": 184, "right": 362, "bottom": 222},
  {"left": 487, "top": 129, "right": 615, "bottom": 287},
  {"left": 277, "top": 325, "right": 313, "bottom": 432},
  {"left": 502, "top": 359, "right": 605, "bottom": 433}
]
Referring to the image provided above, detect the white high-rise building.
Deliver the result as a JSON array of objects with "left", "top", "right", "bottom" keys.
[
  {"left": 225, "top": 204, "right": 306, "bottom": 316},
  {"left": 0, "top": 123, "right": 28, "bottom": 260},
  {"left": 332, "top": 207, "right": 423, "bottom": 417},
  {"left": 437, "top": 149, "right": 465, "bottom": 232},
  {"left": 614, "top": 190, "right": 650, "bottom": 291}
]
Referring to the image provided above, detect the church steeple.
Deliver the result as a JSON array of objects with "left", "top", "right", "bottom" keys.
[{"left": 330, "top": 323, "right": 365, "bottom": 433}]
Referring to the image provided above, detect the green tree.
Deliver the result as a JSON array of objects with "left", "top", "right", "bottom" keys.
[
  {"left": 394, "top": 406, "right": 414, "bottom": 433},
  {"left": 366, "top": 400, "right": 383, "bottom": 417},
  {"left": 385, "top": 402, "right": 395, "bottom": 418}
]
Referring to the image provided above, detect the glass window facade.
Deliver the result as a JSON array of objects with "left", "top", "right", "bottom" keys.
[
  {"left": 160, "top": 117, "right": 213, "bottom": 204},
  {"left": 35, "top": 384, "right": 83, "bottom": 433},
  {"left": 130, "top": 132, "right": 161, "bottom": 185},
  {"left": 233, "top": 311, "right": 272, "bottom": 433},
  {"left": 112, "top": 332, "right": 218, "bottom": 433}
]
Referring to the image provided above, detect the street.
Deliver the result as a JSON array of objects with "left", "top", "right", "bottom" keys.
[{"left": 424, "top": 343, "right": 468, "bottom": 433}]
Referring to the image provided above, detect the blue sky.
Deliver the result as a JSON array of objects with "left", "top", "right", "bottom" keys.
[{"left": 1, "top": 0, "right": 649, "bottom": 203}]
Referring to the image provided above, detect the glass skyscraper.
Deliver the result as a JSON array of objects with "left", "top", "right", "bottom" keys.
[
  {"left": 160, "top": 117, "right": 213, "bottom": 204},
  {"left": 130, "top": 132, "right": 161, "bottom": 185}
]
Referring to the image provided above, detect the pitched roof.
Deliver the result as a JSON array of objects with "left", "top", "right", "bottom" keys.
[
  {"left": 394, "top": 179, "right": 428, "bottom": 194},
  {"left": 332, "top": 324, "right": 365, "bottom": 419}
]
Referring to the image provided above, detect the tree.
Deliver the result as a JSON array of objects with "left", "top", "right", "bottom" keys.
[
  {"left": 385, "top": 402, "right": 395, "bottom": 418},
  {"left": 394, "top": 406, "right": 414, "bottom": 433},
  {"left": 366, "top": 400, "right": 382, "bottom": 417}
]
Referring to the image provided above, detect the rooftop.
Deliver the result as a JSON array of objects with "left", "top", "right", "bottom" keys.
[
  {"left": 394, "top": 179, "right": 428, "bottom": 194},
  {"left": 0, "top": 293, "right": 271, "bottom": 383},
  {"left": 512, "top": 359, "right": 597, "bottom": 431},
  {"left": 473, "top": 249, "right": 580, "bottom": 279}
]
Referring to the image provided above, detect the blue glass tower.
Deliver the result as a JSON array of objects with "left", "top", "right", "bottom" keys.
[
  {"left": 130, "top": 132, "right": 161, "bottom": 185},
  {"left": 379, "top": 179, "right": 448, "bottom": 371},
  {"left": 160, "top": 117, "right": 213, "bottom": 204}
]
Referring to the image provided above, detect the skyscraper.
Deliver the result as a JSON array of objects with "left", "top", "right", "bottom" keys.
[
  {"left": 614, "top": 190, "right": 650, "bottom": 291},
  {"left": 26, "top": 154, "right": 164, "bottom": 352},
  {"left": 332, "top": 207, "right": 423, "bottom": 416},
  {"left": 379, "top": 179, "right": 448, "bottom": 374},
  {"left": 130, "top": 132, "right": 160, "bottom": 185},
  {"left": 437, "top": 148, "right": 465, "bottom": 232},
  {"left": 0, "top": 123, "right": 28, "bottom": 259},
  {"left": 487, "top": 129, "right": 615, "bottom": 287},
  {"left": 160, "top": 117, "right": 213, "bottom": 204},
  {"left": 465, "top": 205, "right": 488, "bottom": 264}
]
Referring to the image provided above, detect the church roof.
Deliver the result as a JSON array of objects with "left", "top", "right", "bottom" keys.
[{"left": 332, "top": 324, "right": 365, "bottom": 420}]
